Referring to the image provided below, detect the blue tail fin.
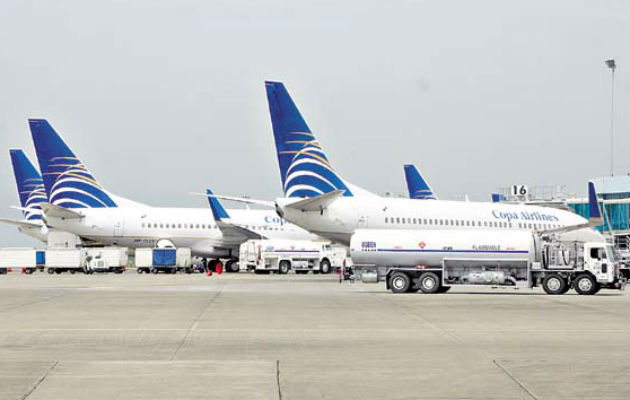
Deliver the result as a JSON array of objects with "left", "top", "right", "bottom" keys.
[
  {"left": 588, "top": 181, "right": 602, "bottom": 224},
  {"left": 9, "top": 149, "right": 46, "bottom": 221},
  {"left": 206, "top": 189, "right": 229, "bottom": 220},
  {"left": 403, "top": 164, "right": 437, "bottom": 200},
  {"left": 28, "top": 119, "right": 117, "bottom": 209},
  {"left": 491, "top": 193, "right": 506, "bottom": 203},
  {"left": 264, "top": 81, "right": 352, "bottom": 198}
]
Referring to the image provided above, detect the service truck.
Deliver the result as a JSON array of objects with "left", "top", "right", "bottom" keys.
[
  {"left": 0, "top": 248, "right": 42, "bottom": 274},
  {"left": 239, "top": 239, "right": 338, "bottom": 274},
  {"left": 46, "top": 248, "right": 87, "bottom": 274},
  {"left": 348, "top": 229, "right": 626, "bottom": 295},
  {"left": 136, "top": 248, "right": 191, "bottom": 274},
  {"left": 85, "top": 247, "right": 129, "bottom": 274}
]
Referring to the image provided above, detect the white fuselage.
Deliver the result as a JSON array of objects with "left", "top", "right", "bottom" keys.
[
  {"left": 276, "top": 196, "right": 595, "bottom": 246},
  {"left": 43, "top": 207, "right": 320, "bottom": 258}
]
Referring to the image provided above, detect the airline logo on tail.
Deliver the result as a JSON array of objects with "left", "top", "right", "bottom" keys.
[
  {"left": 9, "top": 149, "right": 46, "bottom": 221},
  {"left": 265, "top": 81, "right": 352, "bottom": 198},
  {"left": 29, "top": 119, "right": 117, "bottom": 209},
  {"left": 404, "top": 164, "right": 437, "bottom": 200}
]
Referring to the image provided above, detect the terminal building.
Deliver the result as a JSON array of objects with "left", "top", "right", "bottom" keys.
[
  {"left": 495, "top": 176, "right": 630, "bottom": 247},
  {"left": 566, "top": 176, "right": 630, "bottom": 245}
]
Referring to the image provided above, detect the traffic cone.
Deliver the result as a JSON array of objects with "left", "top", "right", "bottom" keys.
[
  {"left": 21, "top": 267, "right": 26, "bottom": 274},
  {"left": 216, "top": 262, "right": 223, "bottom": 275},
  {"left": 206, "top": 269, "right": 212, "bottom": 276}
]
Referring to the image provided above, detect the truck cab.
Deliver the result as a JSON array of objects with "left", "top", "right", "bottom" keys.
[{"left": 583, "top": 242, "right": 618, "bottom": 284}]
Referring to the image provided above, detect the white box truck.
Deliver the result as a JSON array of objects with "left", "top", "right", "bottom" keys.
[
  {"left": 349, "top": 229, "right": 626, "bottom": 295},
  {"left": 239, "top": 240, "right": 338, "bottom": 274},
  {"left": 46, "top": 248, "right": 87, "bottom": 274},
  {"left": 85, "top": 247, "right": 129, "bottom": 274},
  {"left": 0, "top": 248, "right": 39, "bottom": 274}
]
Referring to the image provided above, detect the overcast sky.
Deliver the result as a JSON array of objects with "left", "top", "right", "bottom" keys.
[{"left": 0, "top": 0, "right": 628, "bottom": 246}]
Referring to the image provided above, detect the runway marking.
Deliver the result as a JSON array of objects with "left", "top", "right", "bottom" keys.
[
  {"left": 21, "top": 360, "right": 58, "bottom": 400},
  {"left": 169, "top": 283, "right": 224, "bottom": 360},
  {"left": 276, "top": 359, "right": 282, "bottom": 400},
  {"left": 493, "top": 359, "right": 539, "bottom": 400}
]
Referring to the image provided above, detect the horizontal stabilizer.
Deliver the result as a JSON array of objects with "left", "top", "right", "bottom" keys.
[
  {"left": 285, "top": 190, "right": 345, "bottom": 211},
  {"left": 190, "top": 192, "right": 275, "bottom": 208},
  {"left": 41, "top": 203, "right": 84, "bottom": 219},
  {"left": 0, "top": 218, "right": 43, "bottom": 228}
]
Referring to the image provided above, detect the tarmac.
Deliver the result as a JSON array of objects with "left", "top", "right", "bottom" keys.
[{"left": 0, "top": 272, "right": 628, "bottom": 399}]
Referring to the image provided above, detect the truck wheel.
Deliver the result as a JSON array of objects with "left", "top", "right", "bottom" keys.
[
  {"left": 278, "top": 261, "right": 290, "bottom": 275},
  {"left": 151, "top": 267, "right": 158, "bottom": 274},
  {"left": 319, "top": 259, "right": 331, "bottom": 274},
  {"left": 48, "top": 268, "right": 54, "bottom": 274},
  {"left": 574, "top": 274, "right": 599, "bottom": 295},
  {"left": 542, "top": 274, "right": 567, "bottom": 295},
  {"left": 137, "top": 268, "right": 143, "bottom": 274},
  {"left": 419, "top": 272, "right": 441, "bottom": 294},
  {"left": 389, "top": 272, "right": 411, "bottom": 294}
]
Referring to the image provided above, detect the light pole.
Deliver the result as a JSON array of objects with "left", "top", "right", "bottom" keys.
[{"left": 605, "top": 59, "right": 616, "bottom": 176}]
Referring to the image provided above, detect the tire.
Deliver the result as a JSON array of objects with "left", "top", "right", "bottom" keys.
[
  {"left": 137, "top": 268, "right": 143, "bottom": 274},
  {"left": 574, "top": 274, "right": 599, "bottom": 295},
  {"left": 70, "top": 270, "right": 76, "bottom": 275},
  {"left": 278, "top": 261, "right": 290, "bottom": 275},
  {"left": 319, "top": 259, "right": 331, "bottom": 274},
  {"left": 151, "top": 267, "right": 159, "bottom": 274},
  {"left": 48, "top": 268, "right": 54, "bottom": 274},
  {"left": 226, "top": 260, "right": 239, "bottom": 273},
  {"left": 25, "top": 269, "right": 34, "bottom": 275},
  {"left": 389, "top": 272, "right": 411, "bottom": 294},
  {"left": 419, "top": 272, "right": 441, "bottom": 294},
  {"left": 542, "top": 274, "right": 568, "bottom": 295}
]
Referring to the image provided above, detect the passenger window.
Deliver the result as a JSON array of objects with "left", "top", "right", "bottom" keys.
[
  {"left": 396, "top": 218, "right": 400, "bottom": 224},
  {"left": 385, "top": 217, "right": 388, "bottom": 223},
  {"left": 202, "top": 224, "right": 206, "bottom": 229},
  {"left": 413, "top": 218, "right": 417, "bottom": 224},
  {"left": 402, "top": 218, "right": 406, "bottom": 224}
]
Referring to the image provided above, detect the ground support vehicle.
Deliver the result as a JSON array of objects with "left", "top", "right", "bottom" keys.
[
  {"left": 0, "top": 248, "right": 42, "bottom": 274},
  {"left": 85, "top": 247, "right": 129, "bottom": 274},
  {"left": 45, "top": 249, "right": 87, "bottom": 274},
  {"left": 349, "top": 230, "right": 626, "bottom": 295},
  {"left": 239, "top": 240, "right": 338, "bottom": 274}
]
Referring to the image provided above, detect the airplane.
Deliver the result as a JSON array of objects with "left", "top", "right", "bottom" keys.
[
  {"left": 0, "top": 149, "right": 48, "bottom": 242},
  {"left": 264, "top": 81, "right": 604, "bottom": 246},
  {"left": 28, "top": 119, "right": 320, "bottom": 272},
  {"left": 403, "top": 164, "right": 437, "bottom": 200}
]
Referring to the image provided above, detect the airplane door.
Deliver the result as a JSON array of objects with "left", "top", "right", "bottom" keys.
[{"left": 114, "top": 219, "right": 124, "bottom": 237}]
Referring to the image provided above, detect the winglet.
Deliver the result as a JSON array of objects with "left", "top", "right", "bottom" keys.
[
  {"left": 588, "top": 181, "right": 602, "bottom": 225},
  {"left": 403, "top": 164, "right": 437, "bottom": 200},
  {"left": 206, "top": 189, "right": 229, "bottom": 220}
]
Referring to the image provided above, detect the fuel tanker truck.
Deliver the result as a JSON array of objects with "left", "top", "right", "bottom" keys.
[{"left": 348, "top": 229, "right": 626, "bottom": 295}]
